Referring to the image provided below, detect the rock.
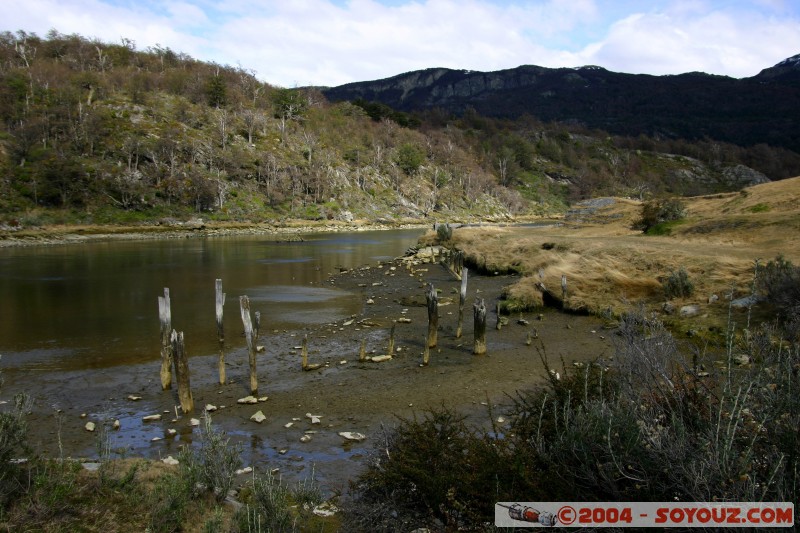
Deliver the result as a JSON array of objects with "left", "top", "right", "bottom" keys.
[
  {"left": 708, "top": 294, "right": 719, "bottom": 304},
  {"left": 162, "top": 456, "right": 179, "bottom": 466},
  {"left": 190, "top": 418, "right": 200, "bottom": 426},
  {"left": 517, "top": 318, "right": 529, "bottom": 325},
  {"left": 258, "top": 396, "right": 268, "bottom": 402},
  {"left": 85, "top": 421, "right": 96, "bottom": 432},
  {"left": 397, "top": 317, "right": 412, "bottom": 323},
  {"left": 366, "top": 298, "right": 375, "bottom": 304},
  {"left": 496, "top": 417, "right": 506, "bottom": 424},
  {"left": 205, "top": 404, "right": 218, "bottom": 412},
  {"left": 733, "top": 354, "right": 751, "bottom": 366},
  {"left": 237, "top": 396, "right": 258, "bottom": 404},
  {"left": 151, "top": 437, "right": 162, "bottom": 442},
  {"left": 338, "top": 431, "right": 366, "bottom": 442},
  {"left": 127, "top": 395, "right": 142, "bottom": 401},
  {"left": 305, "top": 413, "right": 321, "bottom": 424},
  {"left": 256, "top": 345, "right": 265, "bottom": 352},
  {"left": 731, "top": 295, "right": 759, "bottom": 309},
  {"left": 679, "top": 305, "right": 700, "bottom": 317},
  {"left": 112, "top": 419, "right": 121, "bottom": 430},
  {"left": 82, "top": 462, "right": 101, "bottom": 472},
  {"left": 250, "top": 410, "right": 267, "bottom": 423},
  {"left": 299, "top": 434, "right": 312, "bottom": 443},
  {"left": 235, "top": 466, "right": 253, "bottom": 475},
  {"left": 167, "top": 429, "right": 177, "bottom": 436},
  {"left": 369, "top": 355, "right": 392, "bottom": 363},
  {"left": 662, "top": 301, "right": 675, "bottom": 314},
  {"left": 284, "top": 422, "right": 294, "bottom": 428},
  {"left": 312, "top": 501, "right": 340, "bottom": 517},
  {"left": 142, "top": 414, "right": 162, "bottom": 422}
]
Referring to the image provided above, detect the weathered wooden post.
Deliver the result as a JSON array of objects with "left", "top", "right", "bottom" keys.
[
  {"left": 387, "top": 324, "right": 396, "bottom": 356},
  {"left": 359, "top": 339, "right": 367, "bottom": 362},
  {"left": 426, "top": 283, "right": 438, "bottom": 348},
  {"left": 473, "top": 298, "right": 487, "bottom": 355},
  {"left": 496, "top": 301, "right": 503, "bottom": 330},
  {"left": 158, "top": 288, "right": 173, "bottom": 390},
  {"left": 423, "top": 337, "right": 430, "bottom": 366},
  {"left": 561, "top": 274, "right": 568, "bottom": 302},
  {"left": 254, "top": 311, "right": 261, "bottom": 341},
  {"left": 456, "top": 267, "right": 468, "bottom": 338},
  {"left": 239, "top": 295, "right": 258, "bottom": 395},
  {"left": 301, "top": 334, "right": 309, "bottom": 369},
  {"left": 170, "top": 330, "right": 194, "bottom": 414},
  {"left": 215, "top": 279, "right": 226, "bottom": 385}
]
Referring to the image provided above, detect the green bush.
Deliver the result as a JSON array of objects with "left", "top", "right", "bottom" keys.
[
  {"left": 662, "top": 267, "right": 694, "bottom": 299},
  {"left": 637, "top": 198, "right": 686, "bottom": 233},
  {"left": 0, "top": 364, "right": 30, "bottom": 510},
  {"left": 179, "top": 414, "right": 242, "bottom": 502}
]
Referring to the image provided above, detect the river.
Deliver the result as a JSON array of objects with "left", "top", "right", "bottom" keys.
[{"left": 0, "top": 229, "right": 424, "bottom": 373}]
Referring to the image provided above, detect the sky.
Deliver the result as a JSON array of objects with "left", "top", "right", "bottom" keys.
[{"left": 3, "top": 0, "right": 800, "bottom": 87}]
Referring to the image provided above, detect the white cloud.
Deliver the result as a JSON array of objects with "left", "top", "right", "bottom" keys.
[{"left": 1, "top": 0, "right": 798, "bottom": 86}]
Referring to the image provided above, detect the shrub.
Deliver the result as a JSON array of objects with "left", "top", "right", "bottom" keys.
[
  {"left": 636, "top": 198, "right": 686, "bottom": 233},
  {"left": 662, "top": 267, "right": 694, "bottom": 299},
  {"left": 435, "top": 223, "right": 452, "bottom": 243},
  {"left": 0, "top": 363, "right": 30, "bottom": 509},
  {"left": 179, "top": 414, "right": 242, "bottom": 502},
  {"left": 759, "top": 255, "right": 800, "bottom": 329}
]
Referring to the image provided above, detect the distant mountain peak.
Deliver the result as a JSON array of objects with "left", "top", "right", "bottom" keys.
[{"left": 776, "top": 53, "right": 800, "bottom": 68}]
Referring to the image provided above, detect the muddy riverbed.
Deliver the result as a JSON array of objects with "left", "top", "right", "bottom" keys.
[{"left": 1, "top": 253, "right": 614, "bottom": 497}]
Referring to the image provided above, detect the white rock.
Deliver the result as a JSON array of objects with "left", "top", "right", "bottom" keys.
[
  {"left": 189, "top": 418, "right": 200, "bottom": 426},
  {"left": 369, "top": 355, "right": 392, "bottom": 363},
  {"left": 251, "top": 410, "right": 267, "bottom": 423},
  {"left": 167, "top": 429, "right": 177, "bottom": 436},
  {"left": 85, "top": 421, "right": 96, "bottom": 432},
  {"left": 496, "top": 417, "right": 506, "bottom": 424},
  {"left": 256, "top": 345, "right": 265, "bottom": 352},
  {"left": 142, "top": 414, "right": 162, "bottom": 422},
  {"left": 205, "top": 404, "right": 218, "bottom": 412},
  {"left": 680, "top": 305, "right": 701, "bottom": 317},
  {"left": 112, "top": 419, "right": 121, "bottom": 430},
  {"left": 366, "top": 298, "right": 375, "bottom": 304},
  {"left": 338, "top": 431, "right": 366, "bottom": 442},
  {"left": 151, "top": 437, "right": 162, "bottom": 442},
  {"left": 299, "top": 434, "right": 312, "bottom": 443},
  {"left": 397, "top": 317, "right": 412, "bottom": 323},
  {"left": 343, "top": 319, "right": 354, "bottom": 326},
  {"left": 237, "top": 396, "right": 258, "bottom": 404},
  {"left": 279, "top": 449, "right": 288, "bottom": 455},
  {"left": 235, "top": 467, "right": 253, "bottom": 475},
  {"left": 312, "top": 502, "right": 340, "bottom": 517},
  {"left": 127, "top": 395, "right": 142, "bottom": 401},
  {"left": 339, "top": 360, "right": 347, "bottom": 365},
  {"left": 284, "top": 422, "right": 294, "bottom": 428},
  {"left": 258, "top": 396, "right": 268, "bottom": 402},
  {"left": 162, "top": 456, "right": 179, "bottom": 466},
  {"left": 306, "top": 413, "right": 321, "bottom": 424}
]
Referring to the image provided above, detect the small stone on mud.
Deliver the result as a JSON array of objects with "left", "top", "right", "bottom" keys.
[
  {"left": 205, "top": 404, "right": 218, "bottom": 412},
  {"left": 256, "top": 345, "right": 265, "bottom": 352},
  {"left": 112, "top": 419, "right": 121, "bottom": 430},
  {"left": 236, "top": 467, "right": 253, "bottom": 475},
  {"left": 237, "top": 396, "right": 258, "bottom": 404},
  {"left": 84, "top": 422, "right": 96, "bottom": 432},
  {"left": 142, "top": 414, "right": 162, "bottom": 422},
  {"left": 258, "top": 396, "right": 268, "bottom": 402},
  {"left": 306, "top": 413, "right": 322, "bottom": 424},
  {"left": 279, "top": 449, "right": 288, "bottom": 455},
  {"left": 151, "top": 437, "right": 162, "bottom": 442},
  {"left": 167, "top": 429, "right": 177, "bottom": 436},
  {"left": 251, "top": 411, "right": 266, "bottom": 423},
  {"left": 299, "top": 434, "right": 312, "bottom": 443},
  {"left": 127, "top": 395, "right": 142, "bottom": 401},
  {"left": 190, "top": 418, "right": 200, "bottom": 426},
  {"left": 284, "top": 422, "right": 294, "bottom": 428},
  {"left": 162, "top": 456, "right": 179, "bottom": 466},
  {"left": 339, "top": 431, "right": 366, "bottom": 442},
  {"left": 397, "top": 317, "right": 412, "bottom": 323}
]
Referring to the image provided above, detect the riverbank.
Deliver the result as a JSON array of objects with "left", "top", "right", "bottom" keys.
[{"left": 0, "top": 243, "right": 613, "bottom": 499}]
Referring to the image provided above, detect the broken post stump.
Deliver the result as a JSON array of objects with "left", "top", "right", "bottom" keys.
[
  {"left": 423, "top": 337, "right": 430, "bottom": 366},
  {"left": 158, "top": 288, "right": 173, "bottom": 390},
  {"left": 496, "top": 301, "right": 503, "bottom": 330},
  {"left": 474, "top": 298, "right": 487, "bottom": 355},
  {"left": 456, "top": 267, "right": 468, "bottom": 338},
  {"left": 359, "top": 338, "right": 367, "bottom": 362},
  {"left": 426, "top": 283, "right": 438, "bottom": 348},
  {"left": 387, "top": 324, "right": 396, "bottom": 356},
  {"left": 215, "top": 279, "right": 226, "bottom": 385},
  {"left": 561, "top": 274, "right": 568, "bottom": 301},
  {"left": 239, "top": 295, "right": 258, "bottom": 395},
  {"left": 170, "top": 330, "right": 194, "bottom": 414}
]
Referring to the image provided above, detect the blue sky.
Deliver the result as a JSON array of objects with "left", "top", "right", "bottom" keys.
[{"left": 3, "top": 0, "right": 799, "bottom": 87}]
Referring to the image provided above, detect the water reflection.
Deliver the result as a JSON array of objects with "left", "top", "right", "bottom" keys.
[{"left": 0, "top": 229, "right": 423, "bottom": 371}]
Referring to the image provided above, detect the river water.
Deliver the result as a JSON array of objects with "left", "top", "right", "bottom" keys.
[{"left": 0, "top": 229, "right": 424, "bottom": 373}]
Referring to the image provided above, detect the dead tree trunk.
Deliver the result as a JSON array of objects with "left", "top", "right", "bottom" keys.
[
  {"left": 158, "top": 288, "right": 173, "bottom": 390},
  {"left": 426, "top": 283, "right": 438, "bottom": 348},
  {"left": 456, "top": 267, "right": 468, "bottom": 338},
  {"left": 215, "top": 279, "right": 226, "bottom": 385},
  {"left": 473, "top": 298, "right": 487, "bottom": 355},
  {"left": 170, "top": 330, "right": 194, "bottom": 414},
  {"left": 239, "top": 295, "right": 258, "bottom": 395}
]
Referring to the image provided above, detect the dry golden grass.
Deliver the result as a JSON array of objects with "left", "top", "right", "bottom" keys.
[{"left": 448, "top": 177, "right": 800, "bottom": 330}]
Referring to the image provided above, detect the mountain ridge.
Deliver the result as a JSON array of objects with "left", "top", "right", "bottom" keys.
[{"left": 322, "top": 55, "right": 800, "bottom": 153}]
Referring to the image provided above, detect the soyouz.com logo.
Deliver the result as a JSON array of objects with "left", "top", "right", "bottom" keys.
[{"left": 495, "top": 502, "right": 794, "bottom": 528}]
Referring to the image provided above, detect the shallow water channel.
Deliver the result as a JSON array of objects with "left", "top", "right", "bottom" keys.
[{"left": 0, "top": 229, "right": 423, "bottom": 372}]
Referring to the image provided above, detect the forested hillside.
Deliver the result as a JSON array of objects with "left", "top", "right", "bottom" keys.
[{"left": 0, "top": 31, "right": 793, "bottom": 228}]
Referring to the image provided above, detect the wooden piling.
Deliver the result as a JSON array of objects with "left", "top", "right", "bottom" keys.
[
  {"left": 359, "top": 339, "right": 367, "bottom": 362},
  {"left": 423, "top": 338, "right": 430, "bottom": 366},
  {"left": 425, "top": 283, "right": 438, "bottom": 348},
  {"left": 473, "top": 298, "right": 487, "bottom": 355},
  {"left": 239, "top": 295, "right": 258, "bottom": 395},
  {"left": 158, "top": 288, "right": 173, "bottom": 390},
  {"left": 456, "top": 267, "right": 468, "bottom": 338},
  {"left": 170, "top": 330, "right": 194, "bottom": 414},
  {"left": 301, "top": 334, "right": 309, "bottom": 369},
  {"left": 561, "top": 274, "right": 568, "bottom": 301},
  {"left": 496, "top": 301, "right": 503, "bottom": 330},
  {"left": 215, "top": 279, "right": 226, "bottom": 385},
  {"left": 387, "top": 324, "right": 396, "bottom": 356}
]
